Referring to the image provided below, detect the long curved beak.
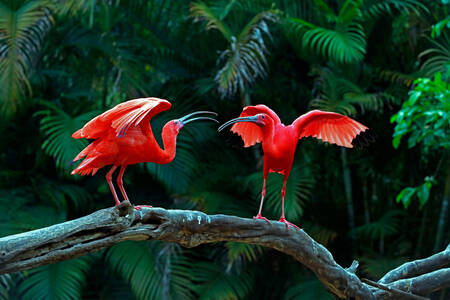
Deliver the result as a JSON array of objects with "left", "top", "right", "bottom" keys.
[
  {"left": 179, "top": 111, "right": 219, "bottom": 125},
  {"left": 218, "top": 116, "right": 259, "bottom": 132}
]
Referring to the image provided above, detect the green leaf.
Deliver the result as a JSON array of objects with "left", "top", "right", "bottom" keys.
[
  {"left": 19, "top": 257, "right": 92, "bottom": 300},
  {"left": 396, "top": 187, "right": 415, "bottom": 208},
  {"left": 38, "top": 102, "right": 100, "bottom": 170}
]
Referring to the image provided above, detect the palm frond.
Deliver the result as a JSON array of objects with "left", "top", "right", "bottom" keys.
[
  {"left": 302, "top": 221, "right": 338, "bottom": 246},
  {"left": 419, "top": 35, "right": 450, "bottom": 78},
  {"left": 310, "top": 68, "right": 385, "bottom": 116},
  {"left": 225, "top": 242, "right": 264, "bottom": 265},
  {"left": 18, "top": 256, "right": 92, "bottom": 300},
  {"left": 0, "top": 1, "right": 53, "bottom": 115},
  {"left": 107, "top": 241, "right": 195, "bottom": 300},
  {"left": 353, "top": 210, "right": 405, "bottom": 240},
  {"left": 0, "top": 274, "right": 13, "bottom": 300},
  {"left": 36, "top": 101, "right": 99, "bottom": 170},
  {"left": 190, "top": 1, "right": 232, "bottom": 40},
  {"left": 359, "top": 255, "right": 407, "bottom": 279},
  {"left": 193, "top": 261, "right": 255, "bottom": 300},
  {"left": 284, "top": 277, "right": 334, "bottom": 300},
  {"left": 215, "top": 10, "right": 278, "bottom": 98},
  {"left": 286, "top": 19, "right": 366, "bottom": 64},
  {"left": 362, "top": 0, "right": 429, "bottom": 19}
]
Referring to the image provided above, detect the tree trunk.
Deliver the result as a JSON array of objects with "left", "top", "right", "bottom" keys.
[
  {"left": 434, "top": 166, "right": 450, "bottom": 252},
  {"left": 341, "top": 148, "right": 356, "bottom": 236}
]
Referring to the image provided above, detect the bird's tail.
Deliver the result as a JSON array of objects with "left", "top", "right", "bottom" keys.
[
  {"left": 71, "top": 157, "right": 100, "bottom": 176},
  {"left": 71, "top": 143, "right": 100, "bottom": 176}
]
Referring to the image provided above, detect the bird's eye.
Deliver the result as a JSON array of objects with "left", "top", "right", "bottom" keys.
[{"left": 261, "top": 115, "right": 265, "bottom": 119}]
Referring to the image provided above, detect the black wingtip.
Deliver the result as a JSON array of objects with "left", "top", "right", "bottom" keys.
[{"left": 352, "top": 129, "right": 377, "bottom": 149}]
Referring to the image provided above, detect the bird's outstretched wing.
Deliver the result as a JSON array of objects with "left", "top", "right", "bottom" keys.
[
  {"left": 72, "top": 98, "right": 172, "bottom": 139},
  {"left": 293, "top": 110, "right": 368, "bottom": 148},
  {"left": 231, "top": 105, "right": 282, "bottom": 147}
]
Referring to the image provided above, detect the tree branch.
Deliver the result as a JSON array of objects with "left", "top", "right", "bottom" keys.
[
  {"left": 0, "top": 201, "right": 448, "bottom": 299},
  {"left": 379, "top": 244, "right": 450, "bottom": 284}
]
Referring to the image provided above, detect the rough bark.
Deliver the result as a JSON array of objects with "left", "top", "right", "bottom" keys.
[{"left": 0, "top": 201, "right": 448, "bottom": 299}]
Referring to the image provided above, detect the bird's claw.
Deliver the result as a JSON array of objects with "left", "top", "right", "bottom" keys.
[
  {"left": 253, "top": 214, "right": 271, "bottom": 224},
  {"left": 134, "top": 205, "right": 153, "bottom": 211},
  {"left": 279, "top": 217, "right": 300, "bottom": 230}
]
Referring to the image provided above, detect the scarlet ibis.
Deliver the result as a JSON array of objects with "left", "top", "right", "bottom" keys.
[
  {"left": 71, "top": 97, "right": 218, "bottom": 209},
  {"left": 218, "top": 105, "right": 369, "bottom": 229}
]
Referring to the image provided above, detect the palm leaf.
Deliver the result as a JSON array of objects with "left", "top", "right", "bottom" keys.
[
  {"left": 310, "top": 68, "right": 385, "bottom": 116},
  {"left": 284, "top": 277, "right": 334, "bottom": 300},
  {"left": 193, "top": 261, "right": 255, "bottom": 300},
  {"left": 18, "top": 256, "right": 92, "bottom": 300},
  {"left": 190, "top": 1, "right": 232, "bottom": 40},
  {"left": 225, "top": 242, "right": 264, "bottom": 265},
  {"left": 106, "top": 241, "right": 195, "bottom": 300},
  {"left": 362, "top": 0, "right": 429, "bottom": 19},
  {"left": 36, "top": 102, "right": 99, "bottom": 170},
  {"left": 419, "top": 35, "right": 450, "bottom": 78},
  {"left": 215, "top": 10, "right": 278, "bottom": 98},
  {"left": 359, "top": 255, "right": 407, "bottom": 279},
  {"left": 0, "top": 1, "right": 53, "bottom": 115},
  {"left": 353, "top": 210, "right": 405, "bottom": 240},
  {"left": 0, "top": 274, "right": 13, "bottom": 300},
  {"left": 287, "top": 18, "right": 366, "bottom": 64}
]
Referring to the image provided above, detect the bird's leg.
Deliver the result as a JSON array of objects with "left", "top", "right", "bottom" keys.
[
  {"left": 253, "top": 178, "right": 270, "bottom": 223},
  {"left": 279, "top": 179, "right": 300, "bottom": 230},
  {"left": 106, "top": 166, "right": 120, "bottom": 206},
  {"left": 117, "top": 166, "right": 129, "bottom": 201}
]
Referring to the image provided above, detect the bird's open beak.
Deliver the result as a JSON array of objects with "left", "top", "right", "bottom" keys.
[
  {"left": 218, "top": 116, "right": 259, "bottom": 132},
  {"left": 179, "top": 111, "right": 219, "bottom": 126}
]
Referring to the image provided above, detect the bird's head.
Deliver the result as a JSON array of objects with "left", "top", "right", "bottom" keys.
[
  {"left": 218, "top": 113, "right": 268, "bottom": 132},
  {"left": 168, "top": 111, "right": 218, "bottom": 134}
]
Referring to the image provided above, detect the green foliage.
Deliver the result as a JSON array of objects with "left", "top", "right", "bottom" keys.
[
  {"left": 18, "top": 257, "right": 91, "bottom": 300},
  {"left": 396, "top": 176, "right": 434, "bottom": 209},
  {"left": 191, "top": 1, "right": 278, "bottom": 98},
  {"left": 192, "top": 261, "right": 255, "bottom": 300},
  {"left": 359, "top": 255, "right": 407, "bottom": 279},
  {"left": 353, "top": 210, "right": 404, "bottom": 240},
  {"left": 0, "top": 0, "right": 52, "bottom": 115},
  {"left": 106, "top": 241, "right": 195, "bottom": 300},
  {"left": 391, "top": 73, "right": 450, "bottom": 151},
  {"left": 284, "top": 277, "right": 334, "bottom": 300},
  {"left": 37, "top": 102, "right": 99, "bottom": 170}
]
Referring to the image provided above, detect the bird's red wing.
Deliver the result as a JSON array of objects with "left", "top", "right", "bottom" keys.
[
  {"left": 293, "top": 110, "right": 368, "bottom": 148},
  {"left": 72, "top": 98, "right": 172, "bottom": 139},
  {"left": 231, "top": 105, "right": 282, "bottom": 147}
]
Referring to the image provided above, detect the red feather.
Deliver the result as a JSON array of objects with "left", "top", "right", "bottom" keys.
[
  {"left": 72, "top": 98, "right": 171, "bottom": 139},
  {"left": 293, "top": 110, "right": 368, "bottom": 148},
  {"left": 231, "top": 105, "right": 282, "bottom": 147}
]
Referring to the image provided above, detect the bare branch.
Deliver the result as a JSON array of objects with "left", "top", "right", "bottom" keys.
[
  {"left": 0, "top": 201, "right": 373, "bottom": 299},
  {"left": 0, "top": 202, "right": 448, "bottom": 299},
  {"left": 362, "top": 278, "right": 429, "bottom": 300},
  {"left": 379, "top": 244, "right": 450, "bottom": 284},
  {"left": 374, "top": 268, "right": 450, "bottom": 299}
]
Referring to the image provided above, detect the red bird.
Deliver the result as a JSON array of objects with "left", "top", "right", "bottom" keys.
[
  {"left": 218, "top": 105, "right": 368, "bottom": 229},
  {"left": 72, "top": 97, "right": 218, "bottom": 209}
]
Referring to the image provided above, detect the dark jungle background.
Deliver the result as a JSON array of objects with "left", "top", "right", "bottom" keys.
[{"left": 0, "top": 0, "right": 449, "bottom": 299}]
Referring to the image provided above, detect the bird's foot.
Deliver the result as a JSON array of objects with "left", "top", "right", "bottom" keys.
[
  {"left": 253, "top": 214, "right": 270, "bottom": 224},
  {"left": 278, "top": 217, "right": 300, "bottom": 230},
  {"left": 134, "top": 205, "right": 153, "bottom": 210}
]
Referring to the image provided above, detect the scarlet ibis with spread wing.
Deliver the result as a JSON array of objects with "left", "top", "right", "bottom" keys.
[
  {"left": 218, "top": 105, "right": 369, "bottom": 229},
  {"left": 72, "top": 97, "right": 218, "bottom": 209}
]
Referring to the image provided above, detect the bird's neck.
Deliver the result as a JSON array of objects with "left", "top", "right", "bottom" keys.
[
  {"left": 261, "top": 118, "right": 276, "bottom": 145},
  {"left": 160, "top": 125, "right": 178, "bottom": 164}
]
